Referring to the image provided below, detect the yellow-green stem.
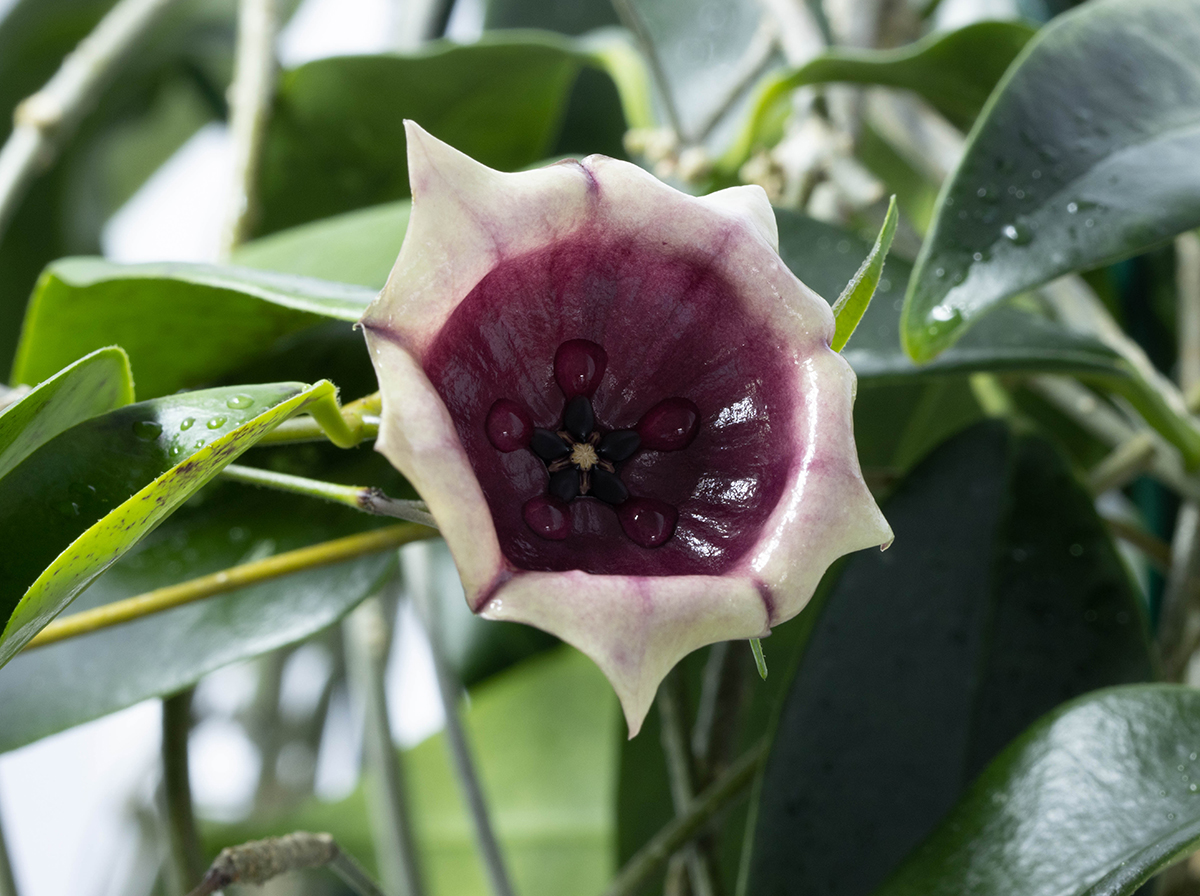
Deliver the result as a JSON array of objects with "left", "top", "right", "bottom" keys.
[
  {"left": 259, "top": 390, "right": 380, "bottom": 447},
  {"left": 22, "top": 524, "right": 435, "bottom": 651}
]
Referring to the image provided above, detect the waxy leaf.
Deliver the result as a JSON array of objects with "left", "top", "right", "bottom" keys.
[
  {"left": 258, "top": 34, "right": 588, "bottom": 235},
  {"left": 722, "top": 19, "right": 1035, "bottom": 173},
  {"left": 775, "top": 210, "right": 1127, "bottom": 383},
  {"left": 744, "top": 422, "right": 1153, "bottom": 895},
  {"left": 0, "top": 381, "right": 336, "bottom": 666},
  {"left": 903, "top": 0, "right": 1200, "bottom": 362},
  {"left": 0, "top": 347, "right": 133, "bottom": 481},
  {"left": 876, "top": 686, "right": 1200, "bottom": 896},
  {"left": 0, "top": 478, "right": 403, "bottom": 752},
  {"left": 233, "top": 200, "right": 412, "bottom": 289},
  {"left": 12, "top": 258, "right": 374, "bottom": 398}
]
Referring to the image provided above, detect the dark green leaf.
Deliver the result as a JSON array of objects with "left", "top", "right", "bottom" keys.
[
  {"left": 725, "top": 18, "right": 1034, "bottom": 175},
  {"left": 875, "top": 685, "right": 1200, "bottom": 896},
  {"left": 776, "top": 209, "right": 1128, "bottom": 382},
  {"left": 902, "top": 0, "right": 1200, "bottom": 361},
  {"left": 257, "top": 34, "right": 586, "bottom": 235},
  {"left": 743, "top": 422, "right": 1154, "bottom": 895},
  {"left": 0, "top": 381, "right": 331, "bottom": 665},
  {"left": 12, "top": 258, "right": 374, "bottom": 398},
  {"left": 0, "top": 346, "right": 133, "bottom": 480},
  {"left": 209, "top": 647, "right": 618, "bottom": 895},
  {"left": 0, "top": 470, "right": 398, "bottom": 753},
  {"left": 233, "top": 200, "right": 411, "bottom": 289}
]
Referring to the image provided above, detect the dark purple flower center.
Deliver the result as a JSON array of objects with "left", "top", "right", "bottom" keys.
[
  {"left": 422, "top": 231, "right": 799, "bottom": 577},
  {"left": 484, "top": 339, "right": 700, "bottom": 548}
]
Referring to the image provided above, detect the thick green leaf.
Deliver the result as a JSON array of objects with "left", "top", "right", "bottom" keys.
[
  {"left": 902, "top": 0, "right": 1200, "bottom": 362},
  {"left": 257, "top": 34, "right": 586, "bottom": 235},
  {"left": 743, "top": 422, "right": 1154, "bottom": 895},
  {"left": 0, "top": 347, "right": 133, "bottom": 481},
  {"left": 725, "top": 18, "right": 1034, "bottom": 174},
  {"left": 210, "top": 647, "right": 619, "bottom": 896},
  {"left": 0, "top": 0, "right": 232, "bottom": 372},
  {"left": 0, "top": 381, "right": 333, "bottom": 665},
  {"left": 875, "top": 685, "right": 1200, "bottom": 896},
  {"left": 12, "top": 258, "right": 374, "bottom": 398},
  {"left": 0, "top": 472, "right": 398, "bottom": 753},
  {"left": 233, "top": 201, "right": 411, "bottom": 289},
  {"left": 776, "top": 210, "right": 1127, "bottom": 382}
]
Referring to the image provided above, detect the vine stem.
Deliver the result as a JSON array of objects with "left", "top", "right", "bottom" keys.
[
  {"left": 603, "top": 740, "right": 767, "bottom": 896},
  {"left": 21, "top": 524, "right": 435, "bottom": 651},
  {"left": 343, "top": 595, "right": 426, "bottom": 896},
  {"left": 405, "top": 544, "right": 515, "bottom": 896},
  {"left": 258, "top": 392, "right": 380, "bottom": 447},
  {"left": 219, "top": 0, "right": 280, "bottom": 256},
  {"left": 162, "top": 688, "right": 205, "bottom": 896},
  {"left": 220, "top": 464, "right": 437, "bottom": 528},
  {"left": 0, "top": 0, "right": 183, "bottom": 243}
]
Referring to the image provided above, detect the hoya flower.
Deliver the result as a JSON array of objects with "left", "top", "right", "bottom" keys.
[{"left": 360, "top": 122, "right": 892, "bottom": 736}]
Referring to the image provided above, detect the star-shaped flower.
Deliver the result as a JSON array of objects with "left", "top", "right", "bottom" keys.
[{"left": 360, "top": 122, "right": 892, "bottom": 736}]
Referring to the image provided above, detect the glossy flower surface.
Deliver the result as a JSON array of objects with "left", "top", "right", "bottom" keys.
[{"left": 361, "top": 122, "right": 892, "bottom": 735}]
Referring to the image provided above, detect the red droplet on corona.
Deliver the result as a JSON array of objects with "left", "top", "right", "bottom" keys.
[
  {"left": 485, "top": 399, "right": 533, "bottom": 451},
  {"left": 637, "top": 397, "right": 700, "bottom": 451},
  {"left": 618, "top": 498, "right": 679, "bottom": 548},
  {"left": 554, "top": 339, "right": 608, "bottom": 398},
  {"left": 523, "top": 495, "right": 573, "bottom": 540}
]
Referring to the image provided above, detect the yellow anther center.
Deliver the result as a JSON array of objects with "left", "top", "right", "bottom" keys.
[{"left": 571, "top": 443, "right": 599, "bottom": 471}]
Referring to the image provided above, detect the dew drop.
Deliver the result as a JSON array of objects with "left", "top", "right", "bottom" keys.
[
  {"left": 193, "top": 438, "right": 206, "bottom": 449},
  {"left": 931, "top": 304, "right": 958, "bottom": 323},
  {"left": 206, "top": 416, "right": 227, "bottom": 429},
  {"left": 226, "top": 394, "right": 255, "bottom": 410},
  {"left": 1003, "top": 222, "right": 1033, "bottom": 245},
  {"left": 934, "top": 267, "right": 946, "bottom": 279},
  {"left": 180, "top": 417, "right": 195, "bottom": 431},
  {"left": 973, "top": 252, "right": 983, "bottom": 262},
  {"left": 1067, "top": 201, "right": 1079, "bottom": 214},
  {"left": 132, "top": 420, "right": 162, "bottom": 441}
]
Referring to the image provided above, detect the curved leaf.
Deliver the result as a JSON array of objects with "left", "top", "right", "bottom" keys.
[
  {"left": 875, "top": 685, "right": 1200, "bottom": 896},
  {"left": 0, "top": 347, "right": 133, "bottom": 481},
  {"left": 0, "top": 380, "right": 336, "bottom": 665},
  {"left": 743, "top": 422, "right": 1154, "bottom": 895},
  {"left": 902, "top": 0, "right": 1200, "bottom": 361},
  {"left": 12, "top": 258, "right": 374, "bottom": 398},
  {"left": 258, "top": 33, "right": 587, "bottom": 235},
  {"left": 722, "top": 20, "right": 1035, "bottom": 173}
]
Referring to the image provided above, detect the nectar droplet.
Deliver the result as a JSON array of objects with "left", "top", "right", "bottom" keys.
[
  {"left": 485, "top": 399, "right": 533, "bottom": 451},
  {"left": 554, "top": 339, "right": 607, "bottom": 398},
  {"left": 619, "top": 498, "right": 678, "bottom": 547},
  {"left": 132, "top": 420, "right": 162, "bottom": 441},
  {"left": 637, "top": 397, "right": 700, "bottom": 451},
  {"left": 523, "top": 495, "right": 572, "bottom": 540}
]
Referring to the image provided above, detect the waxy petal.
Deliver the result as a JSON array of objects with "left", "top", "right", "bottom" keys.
[{"left": 362, "top": 122, "right": 892, "bottom": 736}]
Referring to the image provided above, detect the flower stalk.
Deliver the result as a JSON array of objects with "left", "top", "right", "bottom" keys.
[
  {"left": 21, "top": 524, "right": 434, "bottom": 651},
  {"left": 162, "top": 688, "right": 206, "bottom": 896}
]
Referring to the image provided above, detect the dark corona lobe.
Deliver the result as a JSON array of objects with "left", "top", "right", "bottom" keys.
[{"left": 423, "top": 232, "right": 797, "bottom": 577}]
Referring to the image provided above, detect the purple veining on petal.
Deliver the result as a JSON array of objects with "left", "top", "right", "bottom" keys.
[{"left": 423, "top": 230, "right": 798, "bottom": 577}]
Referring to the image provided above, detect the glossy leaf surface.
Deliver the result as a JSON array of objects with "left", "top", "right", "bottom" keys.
[
  {"left": 257, "top": 34, "right": 586, "bottom": 235},
  {"left": 211, "top": 647, "right": 618, "bottom": 896},
  {"left": 12, "top": 259, "right": 373, "bottom": 398},
  {"left": 0, "top": 476, "right": 401, "bottom": 753},
  {"left": 876, "top": 686, "right": 1200, "bottom": 896},
  {"left": 776, "top": 210, "right": 1126, "bottom": 382},
  {"left": 744, "top": 422, "right": 1154, "bottom": 895},
  {"left": 903, "top": 0, "right": 1200, "bottom": 361},
  {"left": 0, "top": 381, "right": 330, "bottom": 665},
  {"left": 0, "top": 347, "right": 133, "bottom": 481}
]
